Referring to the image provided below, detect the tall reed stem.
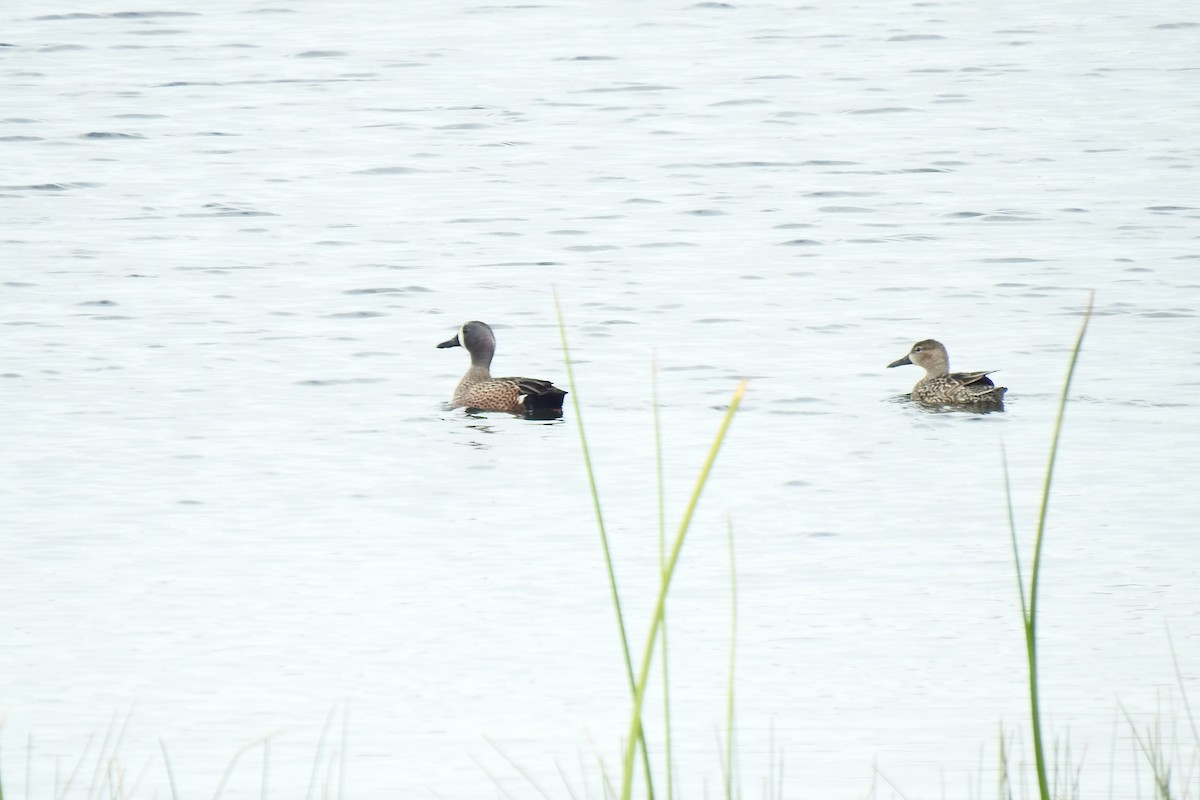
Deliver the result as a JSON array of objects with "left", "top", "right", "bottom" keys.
[
  {"left": 651, "top": 358, "right": 675, "bottom": 800},
  {"left": 723, "top": 514, "right": 738, "bottom": 800},
  {"left": 620, "top": 379, "right": 749, "bottom": 800},
  {"left": 1008, "top": 293, "right": 1094, "bottom": 800},
  {"left": 553, "top": 293, "right": 656, "bottom": 800}
]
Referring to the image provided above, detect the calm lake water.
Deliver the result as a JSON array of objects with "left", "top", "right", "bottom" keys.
[{"left": 3, "top": 0, "right": 1198, "bottom": 797}]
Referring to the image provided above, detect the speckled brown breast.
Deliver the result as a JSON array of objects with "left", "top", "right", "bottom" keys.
[{"left": 454, "top": 378, "right": 524, "bottom": 412}]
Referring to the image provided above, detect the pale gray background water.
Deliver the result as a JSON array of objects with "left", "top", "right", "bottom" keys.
[{"left": 3, "top": 1, "right": 1198, "bottom": 797}]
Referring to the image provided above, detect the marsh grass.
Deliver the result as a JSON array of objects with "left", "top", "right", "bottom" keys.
[
  {"left": 721, "top": 515, "right": 739, "bottom": 800},
  {"left": 1003, "top": 294, "right": 1093, "bottom": 800},
  {"left": 998, "top": 294, "right": 1195, "bottom": 800},
  {"left": 652, "top": 356, "right": 675, "bottom": 800},
  {"left": 553, "top": 293, "right": 747, "bottom": 800},
  {"left": 0, "top": 704, "right": 351, "bottom": 800},
  {"left": 6, "top": 295, "right": 1197, "bottom": 799},
  {"left": 553, "top": 294, "right": 658, "bottom": 799},
  {"left": 551, "top": 291, "right": 1188, "bottom": 800}
]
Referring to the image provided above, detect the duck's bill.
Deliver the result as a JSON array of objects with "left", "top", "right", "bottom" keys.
[
  {"left": 887, "top": 354, "right": 912, "bottom": 368},
  {"left": 436, "top": 335, "right": 462, "bottom": 349}
]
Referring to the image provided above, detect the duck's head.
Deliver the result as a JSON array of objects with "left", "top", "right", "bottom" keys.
[
  {"left": 438, "top": 320, "right": 497, "bottom": 364},
  {"left": 888, "top": 339, "right": 949, "bottom": 375}
]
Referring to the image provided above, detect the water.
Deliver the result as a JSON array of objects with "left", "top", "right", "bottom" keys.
[{"left": 3, "top": 0, "right": 1198, "bottom": 797}]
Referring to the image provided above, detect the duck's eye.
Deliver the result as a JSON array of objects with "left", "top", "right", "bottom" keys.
[{"left": 913, "top": 345, "right": 923, "bottom": 352}]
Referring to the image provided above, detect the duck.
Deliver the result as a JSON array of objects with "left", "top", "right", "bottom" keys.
[
  {"left": 887, "top": 339, "right": 1007, "bottom": 406},
  {"left": 437, "top": 321, "right": 567, "bottom": 416}
]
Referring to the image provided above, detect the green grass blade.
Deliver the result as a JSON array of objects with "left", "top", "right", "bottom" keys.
[
  {"left": 1121, "top": 705, "right": 1174, "bottom": 800},
  {"left": 1023, "top": 292, "right": 1095, "bottom": 800},
  {"left": 53, "top": 733, "right": 95, "bottom": 800},
  {"left": 652, "top": 357, "right": 675, "bottom": 800},
  {"left": 470, "top": 751, "right": 518, "bottom": 800},
  {"left": 158, "top": 739, "right": 180, "bottom": 800},
  {"left": 998, "top": 726, "right": 1012, "bottom": 800},
  {"left": 212, "top": 732, "right": 282, "bottom": 800},
  {"left": 342, "top": 703, "right": 350, "bottom": 800},
  {"left": 1164, "top": 622, "right": 1200, "bottom": 750},
  {"left": 306, "top": 705, "right": 337, "bottom": 800},
  {"left": 1001, "top": 444, "right": 1029, "bottom": 621},
  {"left": 553, "top": 292, "right": 655, "bottom": 800},
  {"left": 553, "top": 758, "right": 582, "bottom": 800},
  {"left": 724, "top": 514, "right": 739, "bottom": 800},
  {"left": 486, "top": 735, "right": 555, "bottom": 800},
  {"left": 620, "top": 379, "right": 749, "bottom": 800}
]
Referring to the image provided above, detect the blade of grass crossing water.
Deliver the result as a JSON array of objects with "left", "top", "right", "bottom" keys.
[
  {"left": 651, "top": 357, "right": 675, "bottom": 800},
  {"left": 620, "top": 379, "right": 749, "bottom": 800},
  {"left": 724, "top": 514, "right": 738, "bottom": 800},
  {"left": 553, "top": 292, "right": 655, "bottom": 800},
  {"left": 85, "top": 714, "right": 118, "bottom": 800},
  {"left": 1121, "top": 705, "right": 1174, "bottom": 800},
  {"left": 53, "top": 733, "right": 95, "bottom": 800},
  {"left": 470, "top": 752, "right": 518, "bottom": 800},
  {"left": 212, "top": 731, "right": 282, "bottom": 800},
  {"left": 306, "top": 705, "right": 337, "bottom": 800},
  {"left": 1001, "top": 444, "right": 1027, "bottom": 619},
  {"left": 1164, "top": 622, "right": 1200, "bottom": 751},
  {"left": 486, "top": 735, "right": 555, "bottom": 800},
  {"left": 998, "top": 727, "right": 1012, "bottom": 800},
  {"left": 261, "top": 739, "right": 270, "bottom": 800},
  {"left": 553, "top": 758, "right": 581, "bottom": 800},
  {"left": 158, "top": 740, "right": 180, "bottom": 800},
  {"left": 1017, "top": 292, "right": 1094, "bottom": 800},
  {"left": 339, "top": 702, "right": 348, "bottom": 800}
]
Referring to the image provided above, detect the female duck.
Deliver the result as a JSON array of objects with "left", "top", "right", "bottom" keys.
[
  {"left": 887, "top": 339, "right": 1007, "bottom": 406},
  {"left": 437, "top": 321, "right": 567, "bottom": 416}
]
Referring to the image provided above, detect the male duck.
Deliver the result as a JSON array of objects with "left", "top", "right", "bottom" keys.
[
  {"left": 437, "top": 321, "right": 567, "bottom": 416},
  {"left": 887, "top": 339, "right": 1007, "bottom": 407}
]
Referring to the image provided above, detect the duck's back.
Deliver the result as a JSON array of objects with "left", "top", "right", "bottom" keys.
[
  {"left": 500, "top": 376, "right": 567, "bottom": 409},
  {"left": 913, "top": 371, "right": 1006, "bottom": 404}
]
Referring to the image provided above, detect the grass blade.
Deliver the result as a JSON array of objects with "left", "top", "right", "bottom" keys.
[
  {"left": 306, "top": 705, "right": 337, "bottom": 800},
  {"left": 724, "top": 514, "right": 738, "bottom": 800},
  {"left": 652, "top": 357, "right": 675, "bottom": 800},
  {"left": 212, "top": 731, "right": 283, "bottom": 800},
  {"left": 1018, "top": 292, "right": 1095, "bottom": 800},
  {"left": 620, "top": 378, "right": 749, "bottom": 800},
  {"left": 486, "top": 735, "right": 555, "bottom": 800},
  {"left": 158, "top": 739, "right": 180, "bottom": 800},
  {"left": 553, "top": 291, "right": 656, "bottom": 800}
]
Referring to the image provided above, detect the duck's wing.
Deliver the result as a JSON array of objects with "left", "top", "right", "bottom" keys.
[
  {"left": 950, "top": 370, "right": 997, "bottom": 389},
  {"left": 950, "top": 370, "right": 1007, "bottom": 404},
  {"left": 499, "top": 376, "right": 568, "bottom": 403}
]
